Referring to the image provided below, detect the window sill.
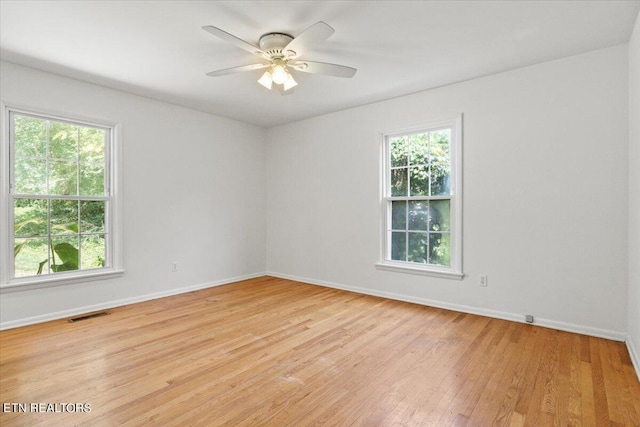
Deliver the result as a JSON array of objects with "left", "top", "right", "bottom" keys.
[
  {"left": 1, "top": 269, "right": 125, "bottom": 293},
  {"left": 375, "top": 262, "right": 463, "bottom": 280}
]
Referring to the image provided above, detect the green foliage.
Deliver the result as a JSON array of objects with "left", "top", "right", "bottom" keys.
[
  {"left": 14, "top": 217, "right": 44, "bottom": 257},
  {"left": 390, "top": 130, "right": 451, "bottom": 197},
  {"left": 14, "top": 240, "right": 27, "bottom": 258},
  {"left": 13, "top": 114, "right": 105, "bottom": 196},
  {"left": 49, "top": 121, "right": 78, "bottom": 160},
  {"left": 12, "top": 114, "right": 107, "bottom": 278},
  {"left": 14, "top": 216, "right": 80, "bottom": 274},
  {"left": 429, "top": 233, "right": 451, "bottom": 266},
  {"left": 13, "top": 211, "right": 104, "bottom": 276},
  {"left": 36, "top": 259, "right": 48, "bottom": 275},
  {"left": 389, "top": 129, "right": 452, "bottom": 266},
  {"left": 14, "top": 115, "right": 46, "bottom": 158},
  {"left": 50, "top": 243, "right": 79, "bottom": 272}
]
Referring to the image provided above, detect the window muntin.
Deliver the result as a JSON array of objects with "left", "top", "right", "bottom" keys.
[
  {"left": 9, "top": 111, "right": 112, "bottom": 279},
  {"left": 381, "top": 117, "right": 462, "bottom": 277}
]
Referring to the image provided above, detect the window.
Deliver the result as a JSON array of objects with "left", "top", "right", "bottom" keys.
[
  {"left": 377, "top": 116, "right": 463, "bottom": 279},
  {"left": 2, "top": 108, "right": 122, "bottom": 287}
]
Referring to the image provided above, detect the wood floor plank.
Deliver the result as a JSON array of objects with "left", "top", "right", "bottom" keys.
[
  {"left": 567, "top": 334, "right": 583, "bottom": 425},
  {"left": 1, "top": 276, "right": 639, "bottom": 426},
  {"left": 487, "top": 326, "right": 540, "bottom": 426},
  {"left": 580, "top": 360, "right": 597, "bottom": 426},
  {"left": 590, "top": 337, "right": 612, "bottom": 426}
]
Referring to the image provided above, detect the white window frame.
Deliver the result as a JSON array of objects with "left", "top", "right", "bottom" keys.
[
  {"left": 0, "top": 103, "right": 124, "bottom": 291},
  {"left": 376, "top": 115, "right": 463, "bottom": 280}
]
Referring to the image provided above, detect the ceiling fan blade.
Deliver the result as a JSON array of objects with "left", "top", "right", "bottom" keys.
[
  {"left": 290, "top": 61, "right": 357, "bottom": 78},
  {"left": 206, "top": 63, "right": 269, "bottom": 77},
  {"left": 283, "top": 21, "right": 335, "bottom": 59},
  {"left": 202, "top": 25, "right": 267, "bottom": 58}
]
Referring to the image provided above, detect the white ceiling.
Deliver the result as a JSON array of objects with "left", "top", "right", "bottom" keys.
[{"left": 1, "top": 1, "right": 639, "bottom": 128}]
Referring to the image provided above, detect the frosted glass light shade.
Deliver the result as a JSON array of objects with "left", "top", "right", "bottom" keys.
[
  {"left": 257, "top": 71, "right": 273, "bottom": 89},
  {"left": 283, "top": 74, "right": 298, "bottom": 91}
]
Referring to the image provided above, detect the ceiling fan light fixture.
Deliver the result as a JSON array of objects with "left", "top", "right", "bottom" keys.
[
  {"left": 258, "top": 71, "right": 273, "bottom": 89},
  {"left": 283, "top": 73, "right": 298, "bottom": 91}
]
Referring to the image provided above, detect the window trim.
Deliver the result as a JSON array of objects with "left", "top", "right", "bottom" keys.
[
  {"left": 376, "top": 115, "right": 463, "bottom": 280},
  {"left": 1, "top": 102, "right": 124, "bottom": 290}
]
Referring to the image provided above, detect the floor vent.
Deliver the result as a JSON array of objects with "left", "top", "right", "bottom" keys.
[{"left": 68, "top": 311, "right": 110, "bottom": 323}]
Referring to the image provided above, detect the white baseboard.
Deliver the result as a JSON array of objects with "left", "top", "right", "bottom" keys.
[
  {"left": 0, "top": 272, "right": 266, "bottom": 330},
  {"left": 627, "top": 337, "right": 640, "bottom": 382},
  {"left": 266, "top": 271, "right": 627, "bottom": 342}
]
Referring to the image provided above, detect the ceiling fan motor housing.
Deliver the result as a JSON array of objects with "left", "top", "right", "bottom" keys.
[{"left": 259, "top": 33, "right": 294, "bottom": 57}]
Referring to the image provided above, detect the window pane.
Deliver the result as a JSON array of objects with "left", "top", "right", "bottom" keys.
[
  {"left": 79, "top": 162, "right": 105, "bottom": 196},
  {"left": 10, "top": 111, "right": 114, "bottom": 281},
  {"left": 49, "top": 160, "right": 78, "bottom": 195},
  {"left": 14, "top": 237, "right": 49, "bottom": 277},
  {"left": 391, "top": 168, "right": 408, "bottom": 196},
  {"left": 430, "top": 129, "right": 450, "bottom": 164},
  {"left": 409, "top": 165, "right": 429, "bottom": 196},
  {"left": 408, "top": 232, "right": 428, "bottom": 263},
  {"left": 81, "top": 234, "right": 106, "bottom": 270},
  {"left": 50, "top": 236, "right": 80, "bottom": 273},
  {"left": 81, "top": 201, "right": 105, "bottom": 233},
  {"left": 79, "top": 127, "right": 105, "bottom": 163},
  {"left": 51, "top": 200, "right": 78, "bottom": 234},
  {"left": 429, "top": 233, "right": 451, "bottom": 266},
  {"left": 384, "top": 121, "right": 459, "bottom": 272},
  {"left": 14, "top": 115, "right": 46, "bottom": 158},
  {"left": 429, "top": 200, "right": 450, "bottom": 232},
  {"left": 49, "top": 121, "right": 78, "bottom": 160},
  {"left": 409, "top": 132, "right": 429, "bottom": 165},
  {"left": 391, "top": 232, "right": 406, "bottom": 261},
  {"left": 390, "top": 136, "right": 408, "bottom": 167},
  {"left": 408, "top": 200, "right": 428, "bottom": 231},
  {"left": 430, "top": 163, "right": 450, "bottom": 196},
  {"left": 391, "top": 201, "right": 406, "bottom": 230},
  {"left": 14, "top": 157, "right": 47, "bottom": 194},
  {"left": 14, "top": 198, "right": 48, "bottom": 237}
]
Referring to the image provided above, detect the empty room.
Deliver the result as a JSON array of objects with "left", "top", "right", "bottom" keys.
[{"left": 1, "top": 1, "right": 639, "bottom": 425}]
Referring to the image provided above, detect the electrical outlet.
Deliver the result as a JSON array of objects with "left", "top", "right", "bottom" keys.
[
  {"left": 480, "top": 274, "right": 488, "bottom": 287},
  {"left": 172, "top": 262, "right": 178, "bottom": 272}
]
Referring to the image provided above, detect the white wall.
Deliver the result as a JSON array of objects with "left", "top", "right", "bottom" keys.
[
  {"left": 0, "top": 61, "right": 267, "bottom": 328},
  {"left": 267, "top": 45, "right": 629, "bottom": 339},
  {"left": 628, "top": 13, "right": 640, "bottom": 377}
]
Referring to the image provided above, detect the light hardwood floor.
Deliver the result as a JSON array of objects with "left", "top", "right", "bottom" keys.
[{"left": 1, "top": 276, "right": 639, "bottom": 426}]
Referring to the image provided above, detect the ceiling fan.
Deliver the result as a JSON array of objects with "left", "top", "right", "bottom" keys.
[{"left": 202, "top": 21, "right": 357, "bottom": 92}]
